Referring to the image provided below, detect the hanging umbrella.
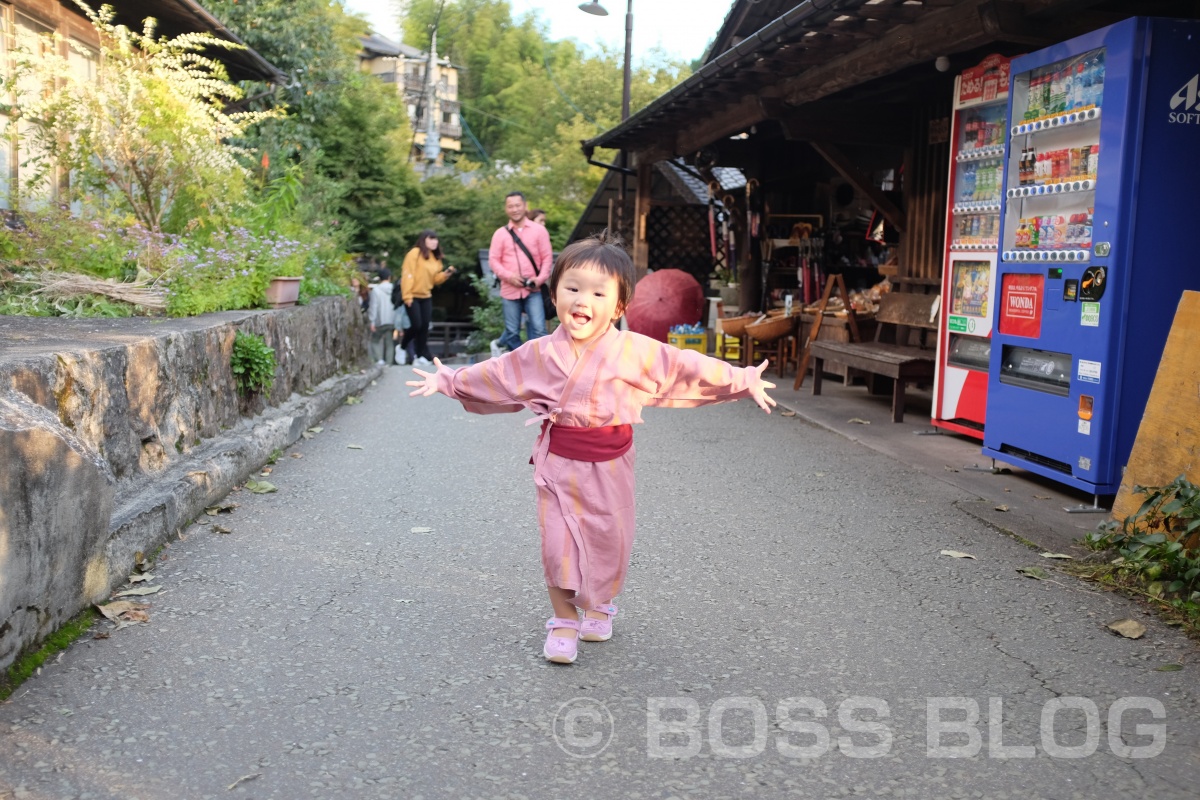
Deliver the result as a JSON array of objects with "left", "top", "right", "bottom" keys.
[{"left": 624, "top": 269, "right": 705, "bottom": 343}]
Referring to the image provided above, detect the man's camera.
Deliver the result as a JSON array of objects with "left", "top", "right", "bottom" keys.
[{"left": 523, "top": 278, "right": 537, "bottom": 289}]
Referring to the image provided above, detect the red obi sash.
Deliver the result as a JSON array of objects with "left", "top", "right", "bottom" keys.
[{"left": 538, "top": 420, "right": 633, "bottom": 462}]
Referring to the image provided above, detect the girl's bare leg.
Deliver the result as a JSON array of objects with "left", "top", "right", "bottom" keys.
[{"left": 548, "top": 587, "right": 579, "bottom": 638}]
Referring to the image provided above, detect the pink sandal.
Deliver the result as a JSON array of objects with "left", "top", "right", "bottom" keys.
[
  {"left": 580, "top": 603, "right": 618, "bottom": 642},
  {"left": 543, "top": 617, "right": 581, "bottom": 664}
]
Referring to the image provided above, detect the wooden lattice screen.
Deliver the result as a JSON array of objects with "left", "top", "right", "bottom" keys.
[{"left": 647, "top": 204, "right": 712, "bottom": 283}]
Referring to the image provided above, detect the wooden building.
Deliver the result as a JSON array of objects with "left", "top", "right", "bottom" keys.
[
  {"left": 0, "top": 0, "right": 281, "bottom": 209},
  {"left": 582, "top": 0, "right": 1200, "bottom": 308}
]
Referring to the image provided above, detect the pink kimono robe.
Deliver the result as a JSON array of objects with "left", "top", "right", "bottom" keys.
[{"left": 436, "top": 324, "right": 757, "bottom": 609}]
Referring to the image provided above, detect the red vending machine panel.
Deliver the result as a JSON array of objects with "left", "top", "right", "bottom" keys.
[{"left": 933, "top": 54, "right": 1012, "bottom": 438}]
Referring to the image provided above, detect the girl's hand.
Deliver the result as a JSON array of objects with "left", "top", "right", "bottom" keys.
[
  {"left": 406, "top": 357, "right": 448, "bottom": 397},
  {"left": 445, "top": 266, "right": 457, "bottom": 275},
  {"left": 748, "top": 359, "right": 778, "bottom": 414}
]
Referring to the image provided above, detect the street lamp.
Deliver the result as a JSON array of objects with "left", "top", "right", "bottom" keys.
[
  {"left": 579, "top": 0, "right": 633, "bottom": 241},
  {"left": 578, "top": 1, "right": 631, "bottom": 122}
]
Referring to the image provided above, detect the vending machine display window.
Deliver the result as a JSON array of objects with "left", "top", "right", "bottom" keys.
[{"left": 999, "top": 345, "right": 1072, "bottom": 396}]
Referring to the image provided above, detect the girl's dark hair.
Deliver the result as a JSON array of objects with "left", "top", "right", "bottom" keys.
[
  {"left": 415, "top": 229, "right": 442, "bottom": 260},
  {"left": 549, "top": 231, "right": 637, "bottom": 313}
]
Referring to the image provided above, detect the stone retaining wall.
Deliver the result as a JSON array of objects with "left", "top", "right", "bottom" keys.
[{"left": 0, "top": 298, "right": 370, "bottom": 670}]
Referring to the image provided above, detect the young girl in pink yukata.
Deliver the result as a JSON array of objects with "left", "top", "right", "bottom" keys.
[{"left": 407, "top": 234, "right": 776, "bottom": 664}]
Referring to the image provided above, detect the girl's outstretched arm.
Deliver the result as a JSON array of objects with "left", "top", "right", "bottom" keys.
[
  {"left": 747, "top": 359, "right": 778, "bottom": 414},
  {"left": 407, "top": 358, "right": 449, "bottom": 397}
]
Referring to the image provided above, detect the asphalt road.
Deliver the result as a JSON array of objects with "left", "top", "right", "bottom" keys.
[{"left": 2, "top": 364, "right": 1198, "bottom": 799}]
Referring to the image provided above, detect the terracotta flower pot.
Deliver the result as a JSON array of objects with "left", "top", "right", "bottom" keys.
[{"left": 265, "top": 276, "right": 302, "bottom": 308}]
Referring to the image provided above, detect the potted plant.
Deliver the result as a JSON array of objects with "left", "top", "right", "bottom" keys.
[
  {"left": 265, "top": 274, "right": 302, "bottom": 308},
  {"left": 714, "top": 265, "right": 740, "bottom": 307},
  {"left": 264, "top": 247, "right": 308, "bottom": 308}
]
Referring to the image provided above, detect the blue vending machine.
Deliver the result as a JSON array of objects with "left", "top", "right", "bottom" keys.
[{"left": 983, "top": 16, "right": 1200, "bottom": 497}]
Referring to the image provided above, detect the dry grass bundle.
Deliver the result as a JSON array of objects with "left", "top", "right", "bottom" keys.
[{"left": 20, "top": 271, "right": 166, "bottom": 310}]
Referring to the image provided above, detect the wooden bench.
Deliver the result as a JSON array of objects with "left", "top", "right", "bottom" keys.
[
  {"left": 428, "top": 321, "right": 476, "bottom": 357},
  {"left": 809, "top": 292, "right": 939, "bottom": 423}
]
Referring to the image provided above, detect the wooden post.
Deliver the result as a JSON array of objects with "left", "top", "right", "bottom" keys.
[
  {"left": 633, "top": 160, "right": 652, "bottom": 281},
  {"left": 794, "top": 274, "right": 858, "bottom": 391}
]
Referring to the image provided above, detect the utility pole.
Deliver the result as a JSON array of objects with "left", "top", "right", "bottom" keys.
[{"left": 423, "top": 29, "right": 441, "bottom": 179}]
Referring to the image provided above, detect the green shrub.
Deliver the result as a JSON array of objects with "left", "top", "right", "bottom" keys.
[
  {"left": 1082, "top": 475, "right": 1200, "bottom": 627},
  {"left": 230, "top": 330, "right": 277, "bottom": 395}
]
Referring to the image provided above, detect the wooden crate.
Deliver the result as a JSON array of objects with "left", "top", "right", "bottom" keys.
[{"left": 799, "top": 313, "right": 877, "bottom": 383}]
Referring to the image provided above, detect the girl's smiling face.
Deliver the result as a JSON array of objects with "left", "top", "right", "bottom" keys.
[{"left": 555, "top": 264, "right": 623, "bottom": 345}]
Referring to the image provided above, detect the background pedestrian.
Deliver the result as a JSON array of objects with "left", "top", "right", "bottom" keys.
[
  {"left": 367, "top": 268, "right": 397, "bottom": 366},
  {"left": 487, "top": 191, "right": 552, "bottom": 357},
  {"left": 398, "top": 230, "right": 456, "bottom": 368}
]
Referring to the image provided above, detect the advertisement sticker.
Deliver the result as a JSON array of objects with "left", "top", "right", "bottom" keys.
[
  {"left": 1081, "top": 302, "right": 1100, "bottom": 327},
  {"left": 1078, "top": 359, "right": 1102, "bottom": 384},
  {"left": 999, "top": 273, "right": 1044, "bottom": 338},
  {"left": 1079, "top": 266, "right": 1107, "bottom": 301},
  {"left": 1078, "top": 419, "right": 1092, "bottom": 435}
]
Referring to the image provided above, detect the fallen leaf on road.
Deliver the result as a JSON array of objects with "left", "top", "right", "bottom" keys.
[
  {"left": 1040, "top": 552, "right": 1074, "bottom": 560},
  {"left": 848, "top": 418, "right": 871, "bottom": 425},
  {"left": 213, "top": 525, "right": 232, "bottom": 535},
  {"left": 1017, "top": 566, "right": 1049, "bottom": 580},
  {"left": 290, "top": 453, "right": 304, "bottom": 459},
  {"left": 995, "top": 504, "right": 1010, "bottom": 512},
  {"left": 308, "top": 426, "right": 323, "bottom": 434},
  {"left": 1156, "top": 663, "right": 1183, "bottom": 672},
  {"left": 127, "top": 572, "right": 154, "bottom": 583},
  {"left": 780, "top": 409, "right": 796, "bottom": 417},
  {"left": 1033, "top": 494, "right": 1052, "bottom": 500},
  {"left": 944, "top": 466, "right": 959, "bottom": 472},
  {"left": 92, "top": 631, "right": 110, "bottom": 640},
  {"left": 1106, "top": 619, "right": 1146, "bottom": 639},
  {"left": 113, "top": 586, "right": 161, "bottom": 597},
  {"left": 95, "top": 601, "right": 149, "bottom": 621},
  {"left": 205, "top": 501, "right": 239, "bottom": 516},
  {"left": 940, "top": 550, "right": 976, "bottom": 559},
  {"left": 228, "top": 773, "right": 261, "bottom": 791},
  {"left": 410, "top": 526, "right": 434, "bottom": 534},
  {"left": 814, "top": 472, "right": 825, "bottom": 478},
  {"left": 345, "top": 396, "right": 363, "bottom": 405},
  {"left": 260, "top": 467, "right": 272, "bottom": 476},
  {"left": 244, "top": 479, "right": 277, "bottom": 494},
  {"left": 347, "top": 444, "right": 364, "bottom": 450}
]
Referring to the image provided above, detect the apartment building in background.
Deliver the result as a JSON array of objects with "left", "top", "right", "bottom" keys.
[{"left": 359, "top": 32, "right": 462, "bottom": 168}]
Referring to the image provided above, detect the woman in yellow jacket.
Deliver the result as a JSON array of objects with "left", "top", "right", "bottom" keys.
[{"left": 399, "top": 230, "right": 456, "bottom": 367}]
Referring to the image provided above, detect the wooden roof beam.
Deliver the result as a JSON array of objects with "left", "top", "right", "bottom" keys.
[
  {"left": 783, "top": 0, "right": 1028, "bottom": 107},
  {"left": 810, "top": 140, "right": 907, "bottom": 232},
  {"left": 672, "top": 95, "right": 767, "bottom": 158}
]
